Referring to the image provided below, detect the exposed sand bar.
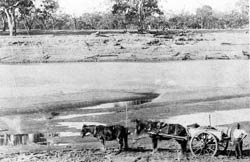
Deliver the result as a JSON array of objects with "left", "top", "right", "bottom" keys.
[
  {"left": 163, "top": 108, "right": 250, "bottom": 126},
  {"left": 57, "top": 122, "right": 106, "bottom": 130}
]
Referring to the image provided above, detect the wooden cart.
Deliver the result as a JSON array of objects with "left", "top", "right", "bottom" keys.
[
  {"left": 188, "top": 126, "right": 231, "bottom": 157},
  {"left": 148, "top": 125, "right": 231, "bottom": 157}
]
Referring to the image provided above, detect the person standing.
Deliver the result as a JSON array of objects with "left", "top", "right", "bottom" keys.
[{"left": 233, "top": 123, "right": 247, "bottom": 159}]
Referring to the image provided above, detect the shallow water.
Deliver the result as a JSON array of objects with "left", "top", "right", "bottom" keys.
[
  {"left": 56, "top": 112, "right": 115, "bottom": 120},
  {"left": 0, "top": 60, "right": 249, "bottom": 98},
  {"left": 163, "top": 108, "right": 250, "bottom": 126},
  {"left": 81, "top": 98, "right": 153, "bottom": 110},
  {"left": 58, "top": 132, "right": 80, "bottom": 137},
  {"left": 57, "top": 122, "right": 106, "bottom": 130}
]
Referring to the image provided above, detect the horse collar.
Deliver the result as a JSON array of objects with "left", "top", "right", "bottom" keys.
[{"left": 93, "top": 126, "right": 97, "bottom": 137}]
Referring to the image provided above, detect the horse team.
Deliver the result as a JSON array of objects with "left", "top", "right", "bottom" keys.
[{"left": 81, "top": 119, "right": 188, "bottom": 154}]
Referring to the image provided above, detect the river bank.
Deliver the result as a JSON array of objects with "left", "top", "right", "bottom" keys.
[{"left": 0, "top": 30, "right": 249, "bottom": 64}]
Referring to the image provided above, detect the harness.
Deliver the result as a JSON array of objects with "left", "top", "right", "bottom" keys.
[{"left": 93, "top": 126, "right": 97, "bottom": 137}]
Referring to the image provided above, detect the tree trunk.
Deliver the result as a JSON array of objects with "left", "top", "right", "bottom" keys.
[
  {"left": 2, "top": 17, "right": 7, "bottom": 32},
  {"left": 23, "top": 15, "right": 33, "bottom": 35},
  {"left": 137, "top": 0, "right": 145, "bottom": 33},
  {"left": 41, "top": 19, "right": 47, "bottom": 30},
  {"left": 4, "top": 9, "right": 16, "bottom": 36},
  {"left": 14, "top": 14, "right": 17, "bottom": 35},
  {"left": 23, "top": 21, "right": 30, "bottom": 35},
  {"left": 73, "top": 18, "right": 77, "bottom": 30},
  {"left": 9, "top": 25, "right": 13, "bottom": 36},
  {"left": 51, "top": 17, "right": 55, "bottom": 30}
]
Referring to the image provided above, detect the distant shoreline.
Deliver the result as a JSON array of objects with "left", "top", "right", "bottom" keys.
[
  {"left": 0, "top": 28, "right": 248, "bottom": 36},
  {"left": 1, "top": 59, "right": 249, "bottom": 65},
  {"left": 0, "top": 29, "right": 249, "bottom": 64}
]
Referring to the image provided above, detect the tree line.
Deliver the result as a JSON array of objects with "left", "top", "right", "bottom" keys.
[{"left": 0, "top": 0, "right": 249, "bottom": 36}]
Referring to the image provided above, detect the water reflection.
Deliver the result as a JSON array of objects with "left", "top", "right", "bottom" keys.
[
  {"left": 56, "top": 112, "right": 115, "bottom": 120},
  {"left": 82, "top": 98, "right": 153, "bottom": 110}
]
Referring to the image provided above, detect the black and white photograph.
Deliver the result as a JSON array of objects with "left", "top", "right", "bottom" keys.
[{"left": 0, "top": 0, "right": 249, "bottom": 161}]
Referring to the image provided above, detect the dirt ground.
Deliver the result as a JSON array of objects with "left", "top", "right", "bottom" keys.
[
  {"left": 1, "top": 121, "right": 250, "bottom": 162},
  {"left": 0, "top": 30, "right": 249, "bottom": 63}
]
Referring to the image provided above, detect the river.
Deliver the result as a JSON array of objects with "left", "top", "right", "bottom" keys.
[{"left": 0, "top": 60, "right": 249, "bottom": 99}]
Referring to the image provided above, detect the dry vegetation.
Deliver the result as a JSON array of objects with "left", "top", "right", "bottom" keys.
[{"left": 0, "top": 30, "right": 249, "bottom": 63}]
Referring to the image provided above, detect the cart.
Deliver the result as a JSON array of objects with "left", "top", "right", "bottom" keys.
[
  {"left": 148, "top": 125, "right": 232, "bottom": 157},
  {"left": 188, "top": 126, "right": 231, "bottom": 157}
]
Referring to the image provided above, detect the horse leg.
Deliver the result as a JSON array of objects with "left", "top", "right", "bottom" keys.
[
  {"left": 118, "top": 137, "right": 123, "bottom": 151},
  {"left": 152, "top": 136, "right": 158, "bottom": 153},
  {"left": 100, "top": 137, "right": 106, "bottom": 151},
  {"left": 124, "top": 132, "right": 128, "bottom": 150},
  {"left": 177, "top": 140, "right": 188, "bottom": 160}
]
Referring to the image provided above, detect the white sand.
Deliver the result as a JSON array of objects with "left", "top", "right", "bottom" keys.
[
  {"left": 56, "top": 112, "right": 115, "bottom": 120},
  {"left": 162, "top": 108, "right": 250, "bottom": 126},
  {"left": 57, "top": 122, "right": 106, "bottom": 130}
]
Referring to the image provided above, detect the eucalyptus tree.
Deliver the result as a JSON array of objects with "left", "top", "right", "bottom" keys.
[
  {"left": 112, "top": 0, "right": 163, "bottom": 32},
  {"left": 36, "top": 0, "right": 59, "bottom": 29},
  {"left": 196, "top": 5, "right": 213, "bottom": 29},
  {"left": 0, "top": 10, "right": 7, "bottom": 31},
  {"left": 0, "top": 0, "right": 34, "bottom": 36}
]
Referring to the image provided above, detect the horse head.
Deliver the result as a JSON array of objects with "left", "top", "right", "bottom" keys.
[
  {"left": 81, "top": 125, "right": 95, "bottom": 138},
  {"left": 131, "top": 119, "right": 153, "bottom": 136}
]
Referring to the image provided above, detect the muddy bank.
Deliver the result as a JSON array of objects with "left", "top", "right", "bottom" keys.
[
  {"left": 0, "top": 30, "right": 249, "bottom": 63},
  {"left": 0, "top": 91, "right": 158, "bottom": 116}
]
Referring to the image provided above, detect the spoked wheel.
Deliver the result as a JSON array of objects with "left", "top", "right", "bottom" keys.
[
  {"left": 218, "top": 140, "right": 229, "bottom": 152},
  {"left": 190, "top": 132, "right": 218, "bottom": 157}
]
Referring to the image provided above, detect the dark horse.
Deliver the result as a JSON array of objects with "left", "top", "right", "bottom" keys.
[
  {"left": 132, "top": 119, "right": 188, "bottom": 154},
  {"left": 81, "top": 124, "right": 128, "bottom": 151}
]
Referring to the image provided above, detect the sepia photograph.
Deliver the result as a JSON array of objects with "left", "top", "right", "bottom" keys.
[{"left": 0, "top": 0, "right": 249, "bottom": 161}]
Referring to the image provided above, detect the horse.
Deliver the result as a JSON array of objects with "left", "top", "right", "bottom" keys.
[
  {"left": 132, "top": 119, "right": 188, "bottom": 154},
  {"left": 81, "top": 124, "right": 128, "bottom": 151}
]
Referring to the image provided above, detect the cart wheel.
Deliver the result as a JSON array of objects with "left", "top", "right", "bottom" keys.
[
  {"left": 218, "top": 140, "right": 229, "bottom": 152},
  {"left": 190, "top": 132, "right": 218, "bottom": 157}
]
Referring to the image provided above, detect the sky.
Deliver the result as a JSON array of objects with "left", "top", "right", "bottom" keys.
[{"left": 58, "top": 0, "right": 238, "bottom": 16}]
